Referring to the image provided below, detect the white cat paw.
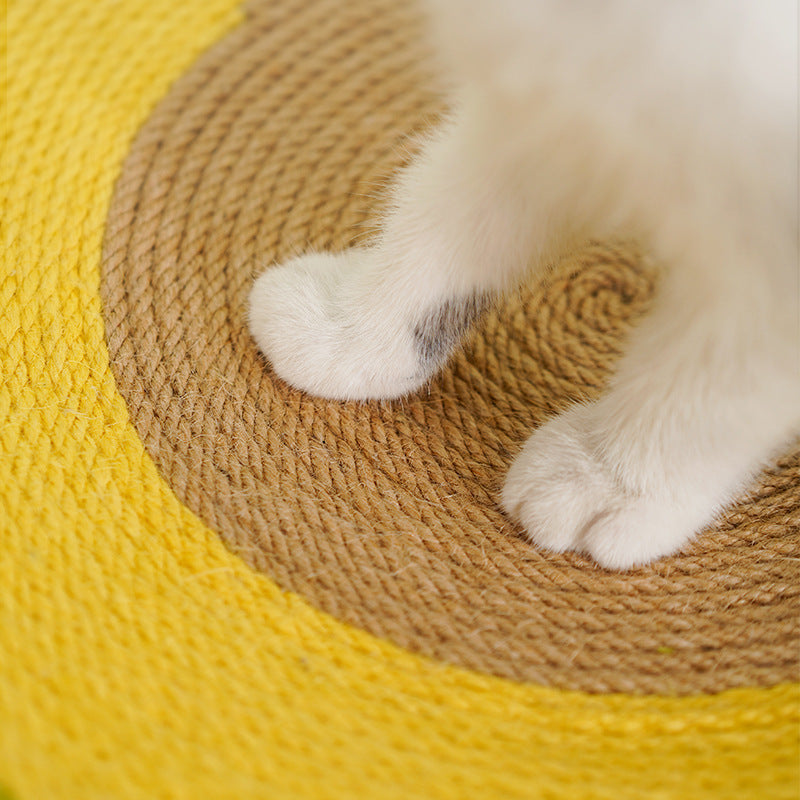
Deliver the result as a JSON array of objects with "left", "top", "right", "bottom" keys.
[
  {"left": 501, "top": 406, "right": 707, "bottom": 569},
  {"left": 248, "top": 251, "right": 426, "bottom": 400}
]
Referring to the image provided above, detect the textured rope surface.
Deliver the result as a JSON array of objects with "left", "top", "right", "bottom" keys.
[
  {"left": 3, "top": 1, "right": 799, "bottom": 798},
  {"left": 101, "top": 0, "right": 800, "bottom": 694}
]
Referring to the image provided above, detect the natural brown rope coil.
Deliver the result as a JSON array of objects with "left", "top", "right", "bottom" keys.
[{"left": 101, "top": 0, "right": 799, "bottom": 694}]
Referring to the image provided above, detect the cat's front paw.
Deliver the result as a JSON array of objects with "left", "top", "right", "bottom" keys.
[
  {"left": 248, "top": 251, "right": 426, "bottom": 400},
  {"left": 501, "top": 406, "right": 709, "bottom": 569}
]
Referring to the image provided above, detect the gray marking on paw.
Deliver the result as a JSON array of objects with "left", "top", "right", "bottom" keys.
[{"left": 413, "top": 294, "right": 488, "bottom": 369}]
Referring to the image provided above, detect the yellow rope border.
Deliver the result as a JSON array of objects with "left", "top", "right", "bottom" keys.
[{"left": 2, "top": 2, "right": 797, "bottom": 798}]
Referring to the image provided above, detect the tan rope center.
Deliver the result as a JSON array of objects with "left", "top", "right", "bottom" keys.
[{"left": 101, "top": 0, "right": 799, "bottom": 694}]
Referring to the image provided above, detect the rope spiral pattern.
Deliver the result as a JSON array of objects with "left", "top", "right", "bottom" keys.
[{"left": 101, "top": 0, "right": 800, "bottom": 694}]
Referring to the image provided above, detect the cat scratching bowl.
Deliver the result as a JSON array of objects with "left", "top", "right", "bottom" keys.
[{"left": 4, "top": 1, "right": 798, "bottom": 797}]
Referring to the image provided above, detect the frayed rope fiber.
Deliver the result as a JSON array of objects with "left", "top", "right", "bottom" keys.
[{"left": 3, "top": 0, "right": 798, "bottom": 798}]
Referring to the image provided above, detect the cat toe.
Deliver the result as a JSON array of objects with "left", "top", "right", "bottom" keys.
[{"left": 579, "top": 502, "right": 699, "bottom": 570}]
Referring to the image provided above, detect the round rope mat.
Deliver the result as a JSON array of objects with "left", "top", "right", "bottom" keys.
[{"left": 102, "top": 0, "right": 799, "bottom": 694}]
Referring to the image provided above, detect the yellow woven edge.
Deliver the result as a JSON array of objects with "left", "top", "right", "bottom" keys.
[{"left": 2, "top": 1, "right": 798, "bottom": 798}]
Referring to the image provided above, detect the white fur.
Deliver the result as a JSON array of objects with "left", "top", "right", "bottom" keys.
[{"left": 249, "top": 0, "right": 799, "bottom": 568}]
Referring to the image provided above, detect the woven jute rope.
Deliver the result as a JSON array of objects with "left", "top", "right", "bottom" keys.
[{"left": 101, "top": 0, "right": 799, "bottom": 694}]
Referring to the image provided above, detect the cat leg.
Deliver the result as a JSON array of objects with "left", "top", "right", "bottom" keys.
[
  {"left": 248, "top": 106, "right": 541, "bottom": 400},
  {"left": 503, "top": 248, "right": 800, "bottom": 568}
]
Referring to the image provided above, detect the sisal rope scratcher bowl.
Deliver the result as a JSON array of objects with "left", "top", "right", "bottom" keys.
[{"left": 3, "top": 0, "right": 798, "bottom": 798}]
